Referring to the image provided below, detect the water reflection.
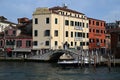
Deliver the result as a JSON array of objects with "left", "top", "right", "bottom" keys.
[{"left": 0, "top": 62, "right": 119, "bottom": 80}]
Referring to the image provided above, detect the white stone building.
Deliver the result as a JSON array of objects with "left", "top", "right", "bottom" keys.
[{"left": 32, "top": 6, "right": 89, "bottom": 50}]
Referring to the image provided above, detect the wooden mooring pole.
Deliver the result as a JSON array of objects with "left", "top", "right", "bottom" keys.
[
  {"left": 108, "top": 54, "right": 111, "bottom": 72},
  {"left": 93, "top": 54, "right": 97, "bottom": 72}
]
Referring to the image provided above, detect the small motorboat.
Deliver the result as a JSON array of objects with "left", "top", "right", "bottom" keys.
[
  {"left": 57, "top": 57, "right": 94, "bottom": 67},
  {"left": 57, "top": 60, "right": 79, "bottom": 67}
]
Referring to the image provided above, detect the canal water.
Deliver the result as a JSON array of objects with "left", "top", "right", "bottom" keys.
[{"left": 0, "top": 62, "right": 120, "bottom": 80}]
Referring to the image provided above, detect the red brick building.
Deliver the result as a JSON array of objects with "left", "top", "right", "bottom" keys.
[
  {"left": 107, "top": 21, "right": 120, "bottom": 58},
  {"left": 88, "top": 18, "right": 106, "bottom": 51}
]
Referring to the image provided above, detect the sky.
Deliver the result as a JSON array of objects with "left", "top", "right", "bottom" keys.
[{"left": 0, "top": 0, "right": 120, "bottom": 23}]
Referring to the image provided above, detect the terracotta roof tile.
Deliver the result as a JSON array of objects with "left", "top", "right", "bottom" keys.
[{"left": 49, "top": 6, "right": 85, "bottom": 15}]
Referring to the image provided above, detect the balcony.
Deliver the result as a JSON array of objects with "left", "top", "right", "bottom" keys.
[
  {"left": 75, "top": 37, "right": 82, "bottom": 41},
  {"left": 74, "top": 26, "right": 83, "bottom": 30}
]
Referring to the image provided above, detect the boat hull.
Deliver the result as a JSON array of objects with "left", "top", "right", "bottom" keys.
[{"left": 57, "top": 60, "right": 94, "bottom": 67}]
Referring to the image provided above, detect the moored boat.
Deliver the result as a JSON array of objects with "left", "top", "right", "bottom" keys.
[{"left": 57, "top": 57, "right": 94, "bottom": 67}]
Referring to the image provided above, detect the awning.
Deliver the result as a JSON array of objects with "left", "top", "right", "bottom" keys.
[
  {"left": 12, "top": 48, "right": 31, "bottom": 52},
  {"left": 6, "top": 48, "right": 12, "bottom": 53}
]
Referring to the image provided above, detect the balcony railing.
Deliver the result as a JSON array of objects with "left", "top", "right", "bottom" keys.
[
  {"left": 74, "top": 26, "right": 83, "bottom": 30},
  {"left": 75, "top": 37, "right": 82, "bottom": 41}
]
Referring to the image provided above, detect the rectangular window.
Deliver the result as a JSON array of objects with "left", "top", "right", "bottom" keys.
[
  {"left": 75, "top": 42, "right": 77, "bottom": 46},
  {"left": 46, "top": 17, "right": 49, "bottom": 24},
  {"left": 45, "top": 30, "right": 50, "bottom": 36},
  {"left": 75, "top": 32, "right": 76, "bottom": 37},
  {"left": 96, "top": 39, "right": 99, "bottom": 43},
  {"left": 55, "top": 18, "right": 58, "bottom": 24},
  {"left": 96, "top": 22, "right": 99, "bottom": 26},
  {"left": 71, "top": 42, "right": 73, "bottom": 46},
  {"left": 79, "top": 32, "right": 82, "bottom": 37},
  {"left": 26, "top": 40, "right": 31, "bottom": 47},
  {"left": 80, "top": 42, "right": 82, "bottom": 46},
  {"left": 86, "top": 42, "right": 89, "bottom": 46},
  {"left": 13, "top": 30, "right": 16, "bottom": 35},
  {"left": 83, "top": 42, "right": 85, "bottom": 46},
  {"left": 79, "top": 22, "right": 81, "bottom": 26},
  {"left": 71, "top": 32, "right": 73, "bottom": 37},
  {"left": 33, "top": 41, "right": 38, "bottom": 46},
  {"left": 70, "top": 21, "right": 74, "bottom": 26},
  {"left": 89, "top": 29, "right": 91, "bottom": 32},
  {"left": 6, "top": 40, "right": 15, "bottom": 45},
  {"left": 87, "top": 33, "right": 89, "bottom": 38},
  {"left": 35, "top": 18, "right": 38, "bottom": 24},
  {"left": 16, "top": 40, "right": 22, "bottom": 47},
  {"left": 54, "top": 30, "right": 58, "bottom": 36},
  {"left": 66, "top": 31, "right": 68, "bottom": 37},
  {"left": 80, "top": 32, "right": 82, "bottom": 37},
  {"left": 89, "top": 39, "right": 91, "bottom": 43},
  {"left": 55, "top": 41, "right": 58, "bottom": 46},
  {"left": 75, "top": 21, "right": 77, "bottom": 26},
  {"left": 86, "top": 23, "right": 88, "bottom": 28},
  {"left": 34, "top": 30, "right": 38, "bottom": 37},
  {"left": 89, "top": 20, "right": 91, "bottom": 24},
  {"left": 83, "top": 33, "right": 85, "bottom": 38},
  {"left": 83, "top": 23, "right": 84, "bottom": 27},
  {"left": 77, "top": 22, "right": 79, "bottom": 26},
  {"left": 65, "top": 20, "right": 69, "bottom": 26},
  {"left": 78, "top": 32, "right": 81, "bottom": 37},
  {"left": 96, "top": 30, "right": 99, "bottom": 33},
  {"left": 45, "top": 41, "right": 49, "bottom": 46},
  {"left": 104, "top": 39, "right": 106, "bottom": 43}
]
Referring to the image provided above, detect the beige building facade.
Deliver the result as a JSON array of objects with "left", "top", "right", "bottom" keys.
[{"left": 32, "top": 6, "right": 89, "bottom": 50}]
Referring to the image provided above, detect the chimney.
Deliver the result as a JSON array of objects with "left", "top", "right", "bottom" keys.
[{"left": 62, "top": 4, "right": 68, "bottom": 8}]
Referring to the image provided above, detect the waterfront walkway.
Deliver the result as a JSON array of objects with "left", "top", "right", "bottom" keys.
[{"left": 0, "top": 49, "right": 120, "bottom": 66}]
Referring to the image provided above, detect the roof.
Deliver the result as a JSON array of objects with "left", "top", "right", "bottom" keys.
[
  {"left": 17, "top": 17, "right": 31, "bottom": 24},
  {"left": 88, "top": 17, "right": 105, "bottom": 22},
  {"left": 17, "top": 19, "right": 32, "bottom": 28},
  {"left": 4, "top": 25, "right": 17, "bottom": 30},
  {"left": 108, "top": 28, "right": 120, "bottom": 33},
  {"left": 49, "top": 6, "right": 85, "bottom": 15},
  {"left": 0, "top": 20, "right": 17, "bottom": 25},
  {"left": 0, "top": 16, "right": 7, "bottom": 21}
]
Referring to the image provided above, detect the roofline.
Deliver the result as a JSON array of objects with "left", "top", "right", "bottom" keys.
[
  {"left": 0, "top": 20, "right": 17, "bottom": 25},
  {"left": 88, "top": 17, "right": 106, "bottom": 22},
  {"left": 49, "top": 6, "right": 85, "bottom": 15}
]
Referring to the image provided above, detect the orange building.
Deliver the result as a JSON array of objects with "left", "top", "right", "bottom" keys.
[{"left": 88, "top": 18, "right": 106, "bottom": 51}]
